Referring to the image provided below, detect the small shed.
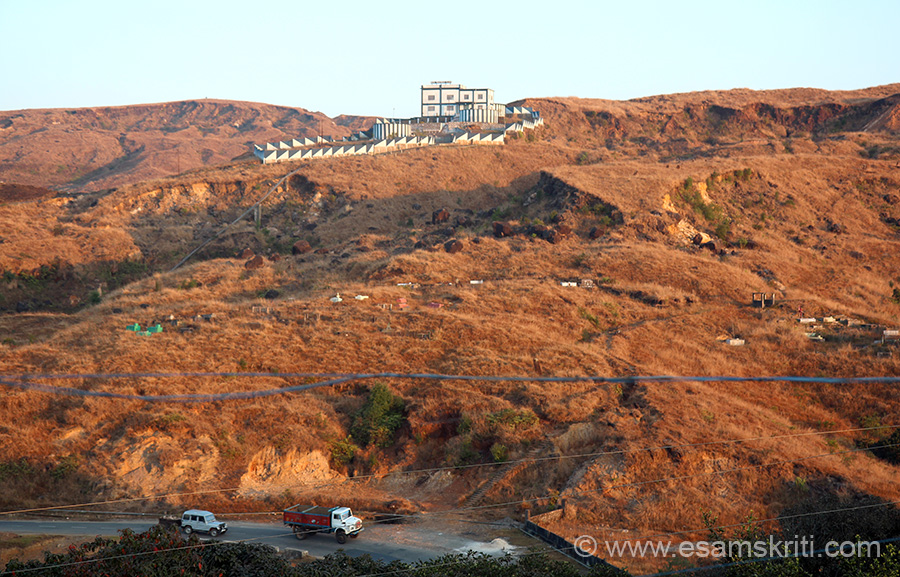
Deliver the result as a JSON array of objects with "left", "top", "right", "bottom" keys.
[{"left": 751, "top": 293, "right": 776, "bottom": 308}]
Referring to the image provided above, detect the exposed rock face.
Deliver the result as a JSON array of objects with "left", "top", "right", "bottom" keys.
[
  {"left": 444, "top": 239, "right": 464, "bottom": 253},
  {"left": 432, "top": 208, "right": 450, "bottom": 224},
  {"left": 108, "top": 433, "right": 222, "bottom": 495},
  {"left": 292, "top": 240, "right": 312, "bottom": 254},
  {"left": 244, "top": 255, "right": 265, "bottom": 269},
  {"left": 493, "top": 221, "right": 513, "bottom": 237},
  {"left": 693, "top": 232, "right": 713, "bottom": 246},
  {"left": 239, "top": 448, "right": 340, "bottom": 497},
  {"left": 238, "top": 248, "right": 255, "bottom": 259}
]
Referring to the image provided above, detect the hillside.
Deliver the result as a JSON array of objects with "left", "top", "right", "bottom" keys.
[
  {"left": 1, "top": 85, "right": 900, "bottom": 573},
  {"left": 0, "top": 99, "right": 375, "bottom": 192}
]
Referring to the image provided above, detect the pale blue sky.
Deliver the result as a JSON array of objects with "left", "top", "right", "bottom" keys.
[{"left": 1, "top": 0, "right": 897, "bottom": 118}]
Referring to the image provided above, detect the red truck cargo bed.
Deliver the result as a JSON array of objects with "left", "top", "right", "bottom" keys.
[{"left": 284, "top": 505, "right": 334, "bottom": 527}]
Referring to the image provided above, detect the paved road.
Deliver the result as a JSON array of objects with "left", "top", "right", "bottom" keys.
[{"left": 0, "top": 519, "right": 507, "bottom": 563}]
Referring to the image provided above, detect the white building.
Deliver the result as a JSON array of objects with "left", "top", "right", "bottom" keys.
[{"left": 421, "top": 81, "right": 495, "bottom": 118}]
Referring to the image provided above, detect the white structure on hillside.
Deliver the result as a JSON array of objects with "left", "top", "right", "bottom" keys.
[
  {"left": 421, "top": 81, "right": 496, "bottom": 119},
  {"left": 251, "top": 81, "right": 542, "bottom": 164}
]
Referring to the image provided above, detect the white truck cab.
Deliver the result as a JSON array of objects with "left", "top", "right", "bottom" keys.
[
  {"left": 181, "top": 509, "right": 227, "bottom": 537},
  {"left": 331, "top": 507, "right": 362, "bottom": 533}
]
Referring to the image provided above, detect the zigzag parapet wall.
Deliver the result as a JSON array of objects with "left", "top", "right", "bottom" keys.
[
  {"left": 253, "top": 136, "right": 439, "bottom": 164},
  {"left": 252, "top": 106, "right": 542, "bottom": 164}
]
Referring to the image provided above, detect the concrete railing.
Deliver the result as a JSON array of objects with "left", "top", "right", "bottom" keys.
[
  {"left": 253, "top": 136, "right": 438, "bottom": 164},
  {"left": 253, "top": 104, "right": 540, "bottom": 164}
]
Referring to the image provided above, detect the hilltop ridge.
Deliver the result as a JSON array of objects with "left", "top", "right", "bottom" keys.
[{"left": 1, "top": 84, "right": 899, "bottom": 574}]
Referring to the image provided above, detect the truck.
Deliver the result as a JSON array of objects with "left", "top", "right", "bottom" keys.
[{"left": 283, "top": 504, "right": 363, "bottom": 544}]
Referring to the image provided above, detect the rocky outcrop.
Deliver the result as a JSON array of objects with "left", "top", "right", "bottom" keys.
[
  {"left": 292, "top": 240, "right": 312, "bottom": 255},
  {"left": 239, "top": 448, "right": 341, "bottom": 497},
  {"left": 444, "top": 239, "right": 464, "bottom": 253},
  {"left": 432, "top": 208, "right": 450, "bottom": 225},
  {"left": 244, "top": 255, "right": 265, "bottom": 269},
  {"left": 493, "top": 221, "right": 513, "bottom": 237}
]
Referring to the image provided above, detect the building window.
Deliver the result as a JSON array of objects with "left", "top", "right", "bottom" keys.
[
  {"left": 427, "top": 106, "right": 435, "bottom": 112},
  {"left": 447, "top": 94, "right": 455, "bottom": 101},
  {"left": 447, "top": 106, "right": 455, "bottom": 112},
  {"left": 427, "top": 95, "right": 435, "bottom": 101},
  {"left": 463, "top": 94, "right": 470, "bottom": 100}
]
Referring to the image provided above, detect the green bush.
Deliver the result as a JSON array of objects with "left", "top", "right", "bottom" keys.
[
  {"left": 329, "top": 436, "right": 358, "bottom": 466},
  {"left": 490, "top": 443, "right": 509, "bottom": 462},
  {"left": 487, "top": 408, "right": 538, "bottom": 430},
  {"left": 51, "top": 456, "right": 79, "bottom": 481},
  {"left": 715, "top": 219, "right": 732, "bottom": 240},
  {"left": 350, "top": 383, "right": 406, "bottom": 448}
]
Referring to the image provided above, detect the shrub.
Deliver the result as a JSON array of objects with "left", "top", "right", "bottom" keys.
[
  {"left": 715, "top": 219, "right": 732, "bottom": 240},
  {"left": 51, "top": 456, "right": 79, "bottom": 481},
  {"left": 350, "top": 383, "right": 406, "bottom": 448},
  {"left": 329, "top": 436, "right": 358, "bottom": 466},
  {"left": 579, "top": 307, "right": 601, "bottom": 328},
  {"left": 487, "top": 408, "right": 538, "bottom": 430},
  {"left": 490, "top": 443, "right": 509, "bottom": 462}
]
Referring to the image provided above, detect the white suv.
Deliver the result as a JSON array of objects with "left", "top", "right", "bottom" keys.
[{"left": 181, "top": 509, "right": 227, "bottom": 537}]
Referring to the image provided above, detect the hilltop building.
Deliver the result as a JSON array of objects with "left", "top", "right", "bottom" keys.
[
  {"left": 420, "top": 81, "right": 501, "bottom": 121},
  {"left": 253, "top": 81, "right": 541, "bottom": 164}
]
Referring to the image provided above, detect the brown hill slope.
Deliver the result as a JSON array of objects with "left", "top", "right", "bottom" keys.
[
  {"left": 0, "top": 99, "right": 372, "bottom": 192},
  {"left": 1, "top": 86, "right": 900, "bottom": 574}
]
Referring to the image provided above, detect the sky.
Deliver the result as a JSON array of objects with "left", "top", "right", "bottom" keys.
[{"left": 1, "top": 0, "right": 898, "bottom": 118}]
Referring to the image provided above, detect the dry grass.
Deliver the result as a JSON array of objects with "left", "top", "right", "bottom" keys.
[{"left": 0, "top": 89, "right": 899, "bottom": 559}]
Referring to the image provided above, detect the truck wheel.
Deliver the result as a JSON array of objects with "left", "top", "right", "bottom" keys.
[
  {"left": 293, "top": 526, "right": 308, "bottom": 540},
  {"left": 182, "top": 526, "right": 192, "bottom": 535},
  {"left": 336, "top": 530, "right": 347, "bottom": 544},
  {"left": 209, "top": 528, "right": 218, "bottom": 537}
]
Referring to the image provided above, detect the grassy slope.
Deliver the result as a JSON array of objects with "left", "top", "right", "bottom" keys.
[{"left": 1, "top": 88, "right": 899, "bottom": 572}]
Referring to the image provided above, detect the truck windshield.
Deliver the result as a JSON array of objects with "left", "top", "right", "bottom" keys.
[{"left": 341, "top": 512, "right": 349, "bottom": 520}]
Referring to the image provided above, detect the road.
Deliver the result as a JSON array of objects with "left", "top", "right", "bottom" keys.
[{"left": 0, "top": 518, "right": 522, "bottom": 563}]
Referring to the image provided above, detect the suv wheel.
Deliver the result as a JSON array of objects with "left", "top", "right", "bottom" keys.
[
  {"left": 209, "top": 528, "right": 219, "bottom": 537},
  {"left": 183, "top": 525, "right": 193, "bottom": 535}
]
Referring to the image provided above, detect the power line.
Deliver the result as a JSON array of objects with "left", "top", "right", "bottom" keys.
[
  {"left": 3, "top": 483, "right": 899, "bottom": 576},
  {"left": 2, "top": 372, "right": 900, "bottom": 403},
  {"left": 170, "top": 166, "right": 304, "bottom": 272},
  {"left": 2, "top": 424, "right": 893, "bottom": 517},
  {"left": 400, "top": 440, "right": 900, "bottom": 517},
  {"left": 2, "top": 439, "right": 897, "bottom": 571},
  {"left": 642, "top": 535, "right": 900, "bottom": 577},
  {"left": 617, "top": 498, "right": 900, "bottom": 549},
  {"left": 5, "top": 500, "right": 898, "bottom": 577},
  {"left": 0, "top": 527, "right": 302, "bottom": 576}
]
